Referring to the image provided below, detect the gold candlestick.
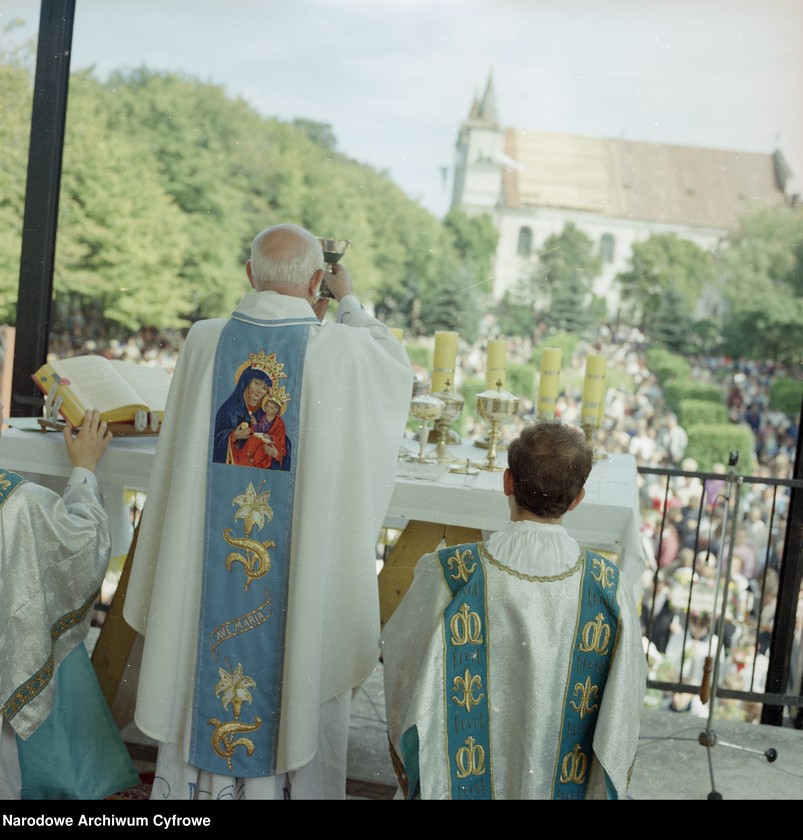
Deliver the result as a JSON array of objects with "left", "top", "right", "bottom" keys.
[{"left": 429, "top": 384, "right": 465, "bottom": 463}]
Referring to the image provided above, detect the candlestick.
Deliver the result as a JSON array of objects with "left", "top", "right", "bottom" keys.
[
  {"left": 537, "top": 348, "right": 562, "bottom": 419},
  {"left": 581, "top": 354, "right": 606, "bottom": 427},
  {"left": 485, "top": 338, "right": 507, "bottom": 389},
  {"left": 431, "top": 330, "right": 458, "bottom": 395}
]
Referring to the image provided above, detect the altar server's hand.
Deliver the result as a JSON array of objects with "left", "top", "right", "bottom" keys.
[{"left": 64, "top": 409, "right": 113, "bottom": 472}]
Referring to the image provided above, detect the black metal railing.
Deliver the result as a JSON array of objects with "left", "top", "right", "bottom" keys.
[{"left": 638, "top": 462, "right": 803, "bottom": 727}]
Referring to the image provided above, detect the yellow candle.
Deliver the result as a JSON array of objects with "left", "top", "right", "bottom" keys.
[
  {"left": 581, "top": 354, "right": 606, "bottom": 426},
  {"left": 389, "top": 327, "right": 404, "bottom": 342},
  {"left": 537, "top": 348, "right": 562, "bottom": 418},
  {"left": 431, "top": 330, "right": 458, "bottom": 394},
  {"left": 597, "top": 371, "right": 607, "bottom": 426},
  {"left": 485, "top": 339, "right": 507, "bottom": 389}
]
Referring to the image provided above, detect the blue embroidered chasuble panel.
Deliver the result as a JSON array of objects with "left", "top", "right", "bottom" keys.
[{"left": 190, "top": 313, "right": 315, "bottom": 777}]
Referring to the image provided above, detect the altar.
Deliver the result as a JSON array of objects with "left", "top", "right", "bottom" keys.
[{"left": 0, "top": 419, "right": 647, "bottom": 610}]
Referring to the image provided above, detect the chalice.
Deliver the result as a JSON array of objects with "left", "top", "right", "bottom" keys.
[
  {"left": 473, "top": 387, "right": 520, "bottom": 471},
  {"left": 316, "top": 237, "right": 351, "bottom": 299},
  {"left": 406, "top": 392, "right": 445, "bottom": 464}
]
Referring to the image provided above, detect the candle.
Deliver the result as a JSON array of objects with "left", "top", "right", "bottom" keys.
[
  {"left": 485, "top": 339, "right": 507, "bottom": 389},
  {"left": 389, "top": 327, "right": 404, "bottom": 342},
  {"left": 581, "top": 354, "right": 607, "bottom": 427},
  {"left": 431, "top": 330, "right": 458, "bottom": 394},
  {"left": 597, "top": 370, "right": 608, "bottom": 427},
  {"left": 537, "top": 348, "right": 562, "bottom": 418}
]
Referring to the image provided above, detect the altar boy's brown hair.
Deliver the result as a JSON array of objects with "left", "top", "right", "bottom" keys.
[{"left": 506, "top": 421, "right": 593, "bottom": 518}]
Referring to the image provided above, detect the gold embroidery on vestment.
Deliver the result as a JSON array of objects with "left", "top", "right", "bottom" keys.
[{"left": 452, "top": 667, "right": 485, "bottom": 712}]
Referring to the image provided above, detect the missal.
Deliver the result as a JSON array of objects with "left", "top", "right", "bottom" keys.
[{"left": 32, "top": 355, "right": 171, "bottom": 434}]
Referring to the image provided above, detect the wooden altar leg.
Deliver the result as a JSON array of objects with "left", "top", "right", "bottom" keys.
[
  {"left": 378, "top": 520, "right": 482, "bottom": 627},
  {"left": 91, "top": 521, "right": 140, "bottom": 727}
]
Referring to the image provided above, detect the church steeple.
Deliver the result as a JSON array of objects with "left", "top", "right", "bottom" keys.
[
  {"left": 476, "top": 71, "right": 498, "bottom": 125},
  {"left": 451, "top": 70, "right": 505, "bottom": 212},
  {"left": 468, "top": 71, "right": 499, "bottom": 127}
]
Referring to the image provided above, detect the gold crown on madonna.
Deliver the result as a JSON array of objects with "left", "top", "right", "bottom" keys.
[{"left": 248, "top": 350, "right": 287, "bottom": 383}]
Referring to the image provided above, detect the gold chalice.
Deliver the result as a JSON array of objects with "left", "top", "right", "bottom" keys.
[
  {"left": 407, "top": 392, "right": 445, "bottom": 463},
  {"left": 473, "top": 387, "right": 520, "bottom": 471},
  {"left": 316, "top": 237, "right": 351, "bottom": 299}
]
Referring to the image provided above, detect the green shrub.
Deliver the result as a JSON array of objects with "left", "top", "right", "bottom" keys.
[
  {"left": 663, "top": 380, "right": 723, "bottom": 413},
  {"left": 647, "top": 347, "right": 689, "bottom": 386},
  {"left": 769, "top": 377, "right": 803, "bottom": 418},
  {"left": 685, "top": 422, "right": 757, "bottom": 473},
  {"left": 677, "top": 398, "right": 729, "bottom": 427}
]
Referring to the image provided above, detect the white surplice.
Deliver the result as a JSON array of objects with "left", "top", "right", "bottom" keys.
[
  {"left": 123, "top": 291, "right": 412, "bottom": 799},
  {"left": 380, "top": 520, "right": 647, "bottom": 800},
  {"left": 0, "top": 467, "right": 112, "bottom": 798}
]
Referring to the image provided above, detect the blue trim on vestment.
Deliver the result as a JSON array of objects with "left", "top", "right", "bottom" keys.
[
  {"left": 552, "top": 550, "right": 621, "bottom": 799},
  {"left": 437, "top": 542, "right": 493, "bottom": 800},
  {"left": 189, "top": 314, "right": 313, "bottom": 777}
]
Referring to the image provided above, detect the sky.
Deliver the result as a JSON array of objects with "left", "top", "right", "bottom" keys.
[{"left": 4, "top": 0, "right": 803, "bottom": 218}]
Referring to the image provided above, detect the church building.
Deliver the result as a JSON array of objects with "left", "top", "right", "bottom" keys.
[{"left": 450, "top": 73, "right": 797, "bottom": 315}]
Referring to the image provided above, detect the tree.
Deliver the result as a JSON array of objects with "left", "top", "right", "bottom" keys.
[
  {"left": 719, "top": 206, "right": 803, "bottom": 365},
  {"left": 616, "top": 233, "right": 716, "bottom": 336},
  {"left": 0, "top": 21, "right": 34, "bottom": 323},
  {"left": 514, "top": 223, "right": 602, "bottom": 337}
]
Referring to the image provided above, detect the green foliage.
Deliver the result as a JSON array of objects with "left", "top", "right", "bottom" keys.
[
  {"left": 0, "top": 43, "right": 33, "bottom": 322},
  {"left": 663, "top": 381, "right": 724, "bottom": 413},
  {"left": 685, "top": 423, "right": 757, "bottom": 473},
  {"left": 2, "top": 58, "right": 485, "bottom": 341},
  {"left": 533, "top": 332, "right": 580, "bottom": 367},
  {"left": 527, "top": 223, "right": 602, "bottom": 335},
  {"left": 616, "top": 233, "right": 717, "bottom": 337},
  {"left": 454, "top": 377, "right": 485, "bottom": 437},
  {"left": 493, "top": 290, "right": 536, "bottom": 339},
  {"left": 720, "top": 206, "right": 803, "bottom": 366},
  {"left": 646, "top": 346, "right": 690, "bottom": 386},
  {"left": 506, "top": 362, "right": 537, "bottom": 402},
  {"left": 405, "top": 342, "right": 431, "bottom": 375},
  {"left": 676, "top": 399, "right": 729, "bottom": 427},
  {"left": 769, "top": 377, "right": 803, "bottom": 418}
]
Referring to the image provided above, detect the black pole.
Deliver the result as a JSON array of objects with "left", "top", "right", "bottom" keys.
[
  {"left": 761, "top": 381, "right": 803, "bottom": 725},
  {"left": 10, "top": 0, "right": 76, "bottom": 417}
]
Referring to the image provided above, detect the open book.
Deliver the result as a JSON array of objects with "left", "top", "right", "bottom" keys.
[{"left": 32, "top": 356, "right": 171, "bottom": 433}]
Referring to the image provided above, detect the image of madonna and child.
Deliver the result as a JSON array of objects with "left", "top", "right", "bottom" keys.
[{"left": 213, "top": 367, "right": 289, "bottom": 469}]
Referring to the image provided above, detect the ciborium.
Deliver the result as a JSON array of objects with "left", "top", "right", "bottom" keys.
[
  {"left": 473, "top": 387, "right": 520, "bottom": 471},
  {"left": 406, "top": 391, "right": 445, "bottom": 464},
  {"left": 315, "top": 237, "right": 351, "bottom": 299}
]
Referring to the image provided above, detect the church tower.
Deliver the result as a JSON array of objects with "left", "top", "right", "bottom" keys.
[{"left": 451, "top": 71, "right": 506, "bottom": 211}]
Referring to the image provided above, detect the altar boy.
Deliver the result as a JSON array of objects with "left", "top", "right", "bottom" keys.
[
  {"left": 0, "top": 402, "right": 137, "bottom": 799},
  {"left": 381, "top": 419, "right": 646, "bottom": 800}
]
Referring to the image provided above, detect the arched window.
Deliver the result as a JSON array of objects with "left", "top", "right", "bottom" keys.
[
  {"left": 600, "top": 233, "right": 615, "bottom": 263},
  {"left": 517, "top": 226, "right": 533, "bottom": 257}
]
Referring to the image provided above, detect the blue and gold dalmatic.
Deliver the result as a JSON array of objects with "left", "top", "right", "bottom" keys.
[
  {"left": 189, "top": 311, "right": 316, "bottom": 777},
  {"left": 553, "top": 549, "right": 621, "bottom": 799},
  {"left": 437, "top": 542, "right": 493, "bottom": 800},
  {"left": 422, "top": 543, "right": 621, "bottom": 800}
]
